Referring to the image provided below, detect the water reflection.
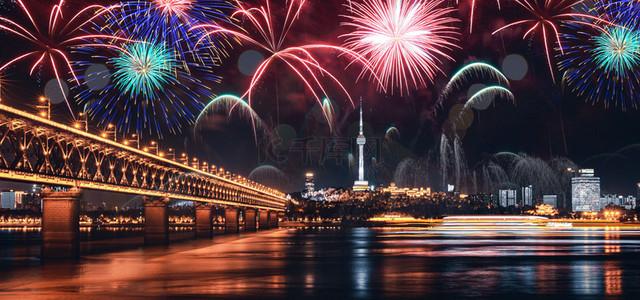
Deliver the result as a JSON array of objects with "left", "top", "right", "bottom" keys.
[
  {"left": 351, "top": 228, "right": 372, "bottom": 298},
  {"left": 1, "top": 227, "right": 640, "bottom": 298}
]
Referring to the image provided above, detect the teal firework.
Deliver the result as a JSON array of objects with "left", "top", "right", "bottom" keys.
[
  {"left": 74, "top": 36, "right": 217, "bottom": 138},
  {"left": 558, "top": 21, "right": 640, "bottom": 109},
  {"left": 112, "top": 42, "right": 177, "bottom": 100},
  {"left": 592, "top": 26, "right": 640, "bottom": 76}
]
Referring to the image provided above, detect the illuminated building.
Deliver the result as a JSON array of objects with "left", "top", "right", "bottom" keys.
[
  {"left": 304, "top": 173, "right": 315, "bottom": 194},
  {"left": 600, "top": 194, "right": 636, "bottom": 210},
  {"left": 382, "top": 183, "right": 431, "bottom": 198},
  {"left": 353, "top": 99, "right": 369, "bottom": 191},
  {"left": 521, "top": 185, "right": 533, "bottom": 207},
  {"left": 1, "top": 190, "right": 25, "bottom": 210},
  {"left": 498, "top": 189, "right": 517, "bottom": 207},
  {"left": 543, "top": 195, "right": 557, "bottom": 208},
  {"left": 571, "top": 169, "right": 600, "bottom": 212}
]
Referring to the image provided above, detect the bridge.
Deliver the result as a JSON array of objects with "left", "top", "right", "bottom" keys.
[{"left": 0, "top": 104, "right": 287, "bottom": 258}]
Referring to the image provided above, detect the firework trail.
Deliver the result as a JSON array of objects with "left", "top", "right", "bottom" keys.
[
  {"left": 440, "top": 62, "right": 510, "bottom": 102},
  {"left": 194, "top": 94, "right": 269, "bottom": 143},
  {"left": 493, "top": 0, "right": 615, "bottom": 83},
  {"left": 0, "top": 0, "right": 129, "bottom": 114},
  {"left": 194, "top": 0, "right": 376, "bottom": 118},
  {"left": 457, "top": 0, "right": 502, "bottom": 33},
  {"left": 341, "top": 0, "right": 460, "bottom": 95}
]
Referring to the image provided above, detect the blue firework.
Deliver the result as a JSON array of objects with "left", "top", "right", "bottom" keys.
[
  {"left": 115, "top": 0, "right": 236, "bottom": 64},
  {"left": 74, "top": 37, "right": 219, "bottom": 137},
  {"left": 606, "top": 0, "right": 640, "bottom": 26},
  {"left": 557, "top": 20, "right": 640, "bottom": 109}
]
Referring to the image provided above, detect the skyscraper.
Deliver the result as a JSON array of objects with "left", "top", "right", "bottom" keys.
[
  {"left": 353, "top": 99, "right": 369, "bottom": 191},
  {"left": 304, "top": 172, "right": 315, "bottom": 194},
  {"left": 521, "top": 185, "right": 533, "bottom": 207},
  {"left": 572, "top": 169, "right": 600, "bottom": 212}
]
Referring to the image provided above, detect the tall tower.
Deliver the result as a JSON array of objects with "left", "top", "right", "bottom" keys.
[{"left": 353, "top": 98, "right": 369, "bottom": 191}]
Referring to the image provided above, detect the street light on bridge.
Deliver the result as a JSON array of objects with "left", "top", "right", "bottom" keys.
[
  {"left": 123, "top": 133, "right": 139, "bottom": 149},
  {"left": 101, "top": 124, "right": 116, "bottom": 141},
  {"left": 36, "top": 96, "right": 51, "bottom": 120},
  {"left": 148, "top": 141, "right": 159, "bottom": 155},
  {"left": 192, "top": 157, "right": 199, "bottom": 169},
  {"left": 74, "top": 112, "right": 88, "bottom": 131},
  {"left": 166, "top": 148, "right": 175, "bottom": 160},
  {"left": 180, "top": 153, "right": 189, "bottom": 165}
]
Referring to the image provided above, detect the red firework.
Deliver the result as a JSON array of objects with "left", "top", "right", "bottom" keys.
[
  {"left": 194, "top": 0, "right": 376, "bottom": 114},
  {"left": 493, "top": 0, "right": 613, "bottom": 83},
  {"left": 0, "top": 0, "right": 129, "bottom": 113},
  {"left": 341, "top": 0, "right": 460, "bottom": 95}
]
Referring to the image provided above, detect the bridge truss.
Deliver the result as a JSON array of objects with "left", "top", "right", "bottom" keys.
[{"left": 0, "top": 104, "right": 286, "bottom": 211}]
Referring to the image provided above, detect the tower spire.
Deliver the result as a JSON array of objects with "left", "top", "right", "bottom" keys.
[
  {"left": 354, "top": 97, "right": 369, "bottom": 191},
  {"left": 359, "top": 97, "right": 363, "bottom": 136}
]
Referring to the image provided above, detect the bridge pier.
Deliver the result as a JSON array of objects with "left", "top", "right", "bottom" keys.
[
  {"left": 194, "top": 203, "right": 213, "bottom": 238},
  {"left": 225, "top": 207, "right": 240, "bottom": 234},
  {"left": 259, "top": 210, "right": 270, "bottom": 229},
  {"left": 144, "top": 196, "right": 169, "bottom": 245},
  {"left": 269, "top": 210, "right": 279, "bottom": 228},
  {"left": 41, "top": 187, "right": 82, "bottom": 259},
  {"left": 245, "top": 208, "right": 257, "bottom": 231}
]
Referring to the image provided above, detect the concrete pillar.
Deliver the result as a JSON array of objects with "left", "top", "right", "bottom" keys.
[
  {"left": 194, "top": 203, "right": 213, "bottom": 238},
  {"left": 144, "top": 196, "right": 169, "bottom": 244},
  {"left": 269, "top": 210, "right": 279, "bottom": 228},
  {"left": 259, "top": 209, "right": 269, "bottom": 229},
  {"left": 225, "top": 207, "right": 239, "bottom": 234},
  {"left": 245, "top": 208, "right": 257, "bottom": 231},
  {"left": 41, "top": 187, "right": 82, "bottom": 259}
]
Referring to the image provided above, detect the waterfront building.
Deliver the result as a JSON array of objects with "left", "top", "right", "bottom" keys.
[
  {"left": 1, "top": 190, "right": 25, "bottom": 210},
  {"left": 543, "top": 195, "right": 558, "bottom": 208},
  {"left": 382, "top": 183, "right": 431, "bottom": 198},
  {"left": 521, "top": 185, "right": 533, "bottom": 207},
  {"left": 499, "top": 189, "right": 517, "bottom": 207},
  {"left": 571, "top": 169, "right": 600, "bottom": 212},
  {"left": 304, "top": 172, "right": 315, "bottom": 194},
  {"left": 599, "top": 194, "right": 636, "bottom": 210}
]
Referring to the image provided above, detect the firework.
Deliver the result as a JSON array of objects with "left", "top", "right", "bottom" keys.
[
  {"left": 451, "top": 86, "right": 514, "bottom": 129},
  {"left": 461, "top": 0, "right": 502, "bottom": 33},
  {"left": 493, "top": 0, "right": 614, "bottom": 83},
  {"left": 0, "top": 0, "right": 129, "bottom": 113},
  {"left": 194, "top": 94, "right": 268, "bottom": 142},
  {"left": 111, "top": 42, "right": 177, "bottom": 102},
  {"left": 341, "top": 0, "right": 460, "bottom": 95},
  {"left": 608, "top": 0, "right": 640, "bottom": 26},
  {"left": 75, "top": 38, "right": 217, "bottom": 137},
  {"left": 115, "top": 0, "right": 235, "bottom": 65},
  {"left": 557, "top": 21, "right": 640, "bottom": 109},
  {"left": 440, "top": 62, "right": 510, "bottom": 102},
  {"left": 194, "top": 0, "right": 374, "bottom": 121}
]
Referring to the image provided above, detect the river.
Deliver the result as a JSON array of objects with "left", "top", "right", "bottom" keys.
[{"left": 1, "top": 226, "right": 640, "bottom": 298}]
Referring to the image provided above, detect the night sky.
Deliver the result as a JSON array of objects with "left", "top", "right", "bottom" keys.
[{"left": 1, "top": 0, "right": 640, "bottom": 195}]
